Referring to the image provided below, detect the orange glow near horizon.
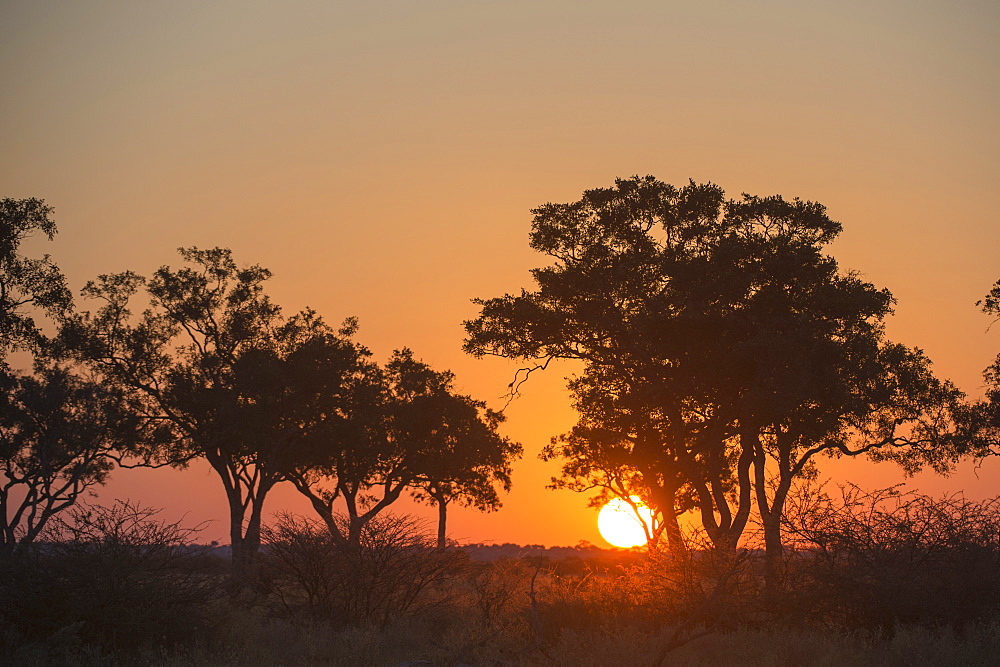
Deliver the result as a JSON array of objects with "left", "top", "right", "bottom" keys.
[{"left": 2, "top": 1, "right": 998, "bottom": 548}]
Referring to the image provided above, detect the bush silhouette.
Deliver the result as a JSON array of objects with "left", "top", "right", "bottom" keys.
[
  {"left": 0, "top": 500, "right": 220, "bottom": 658},
  {"left": 263, "top": 512, "right": 464, "bottom": 627}
]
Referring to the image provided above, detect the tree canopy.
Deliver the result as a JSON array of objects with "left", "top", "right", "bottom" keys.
[
  {"left": 465, "top": 176, "right": 960, "bottom": 563},
  {"left": 0, "top": 198, "right": 71, "bottom": 356},
  {"left": 286, "top": 348, "right": 521, "bottom": 547},
  {"left": 64, "top": 246, "right": 520, "bottom": 564},
  {"left": 63, "top": 247, "right": 357, "bottom": 571},
  {"left": 0, "top": 199, "right": 132, "bottom": 555}
]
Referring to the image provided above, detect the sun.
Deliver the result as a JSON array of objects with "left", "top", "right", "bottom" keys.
[{"left": 597, "top": 496, "right": 655, "bottom": 548}]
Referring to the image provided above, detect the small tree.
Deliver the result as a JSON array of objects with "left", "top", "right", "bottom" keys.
[
  {"left": 287, "top": 349, "right": 520, "bottom": 547},
  {"left": 407, "top": 391, "right": 521, "bottom": 549}
]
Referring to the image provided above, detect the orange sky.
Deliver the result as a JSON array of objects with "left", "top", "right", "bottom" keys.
[{"left": 2, "top": 1, "right": 998, "bottom": 547}]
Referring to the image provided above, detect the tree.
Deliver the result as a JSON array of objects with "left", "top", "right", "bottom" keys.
[
  {"left": 286, "top": 349, "right": 520, "bottom": 548},
  {"left": 0, "top": 199, "right": 132, "bottom": 557},
  {"left": 0, "top": 364, "right": 141, "bottom": 556},
  {"left": 465, "top": 176, "right": 957, "bottom": 564},
  {"left": 404, "top": 372, "right": 521, "bottom": 549},
  {"left": 63, "top": 247, "right": 354, "bottom": 574}
]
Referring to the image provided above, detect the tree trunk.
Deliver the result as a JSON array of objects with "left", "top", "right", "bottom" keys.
[
  {"left": 760, "top": 481, "right": 791, "bottom": 593},
  {"left": 229, "top": 501, "right": 252, "bottom": 581},
  {"left": 752, "top": 434, "right": 791, "bottom": 593},
  {"left": 348, "top": 516, "right": 363, "bottom": 545},
  {"left": 217, "top": 463, "right": 276, "bottom": 585},
  {"left": 762, "top": 512, "right": 783, "bottom": 586},
  {"left": 661, "top": 507, "right": 685, "bottom": 556},
  {"left": 436, "top": 497, "right": 448, "bottom": 549},
  {"left": 241, "top": 480, "right": 272, "bottom": 571}
]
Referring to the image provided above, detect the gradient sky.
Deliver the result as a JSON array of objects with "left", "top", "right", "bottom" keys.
[{"left": 2, "top": 1, "right": 998, "bottom": 547}]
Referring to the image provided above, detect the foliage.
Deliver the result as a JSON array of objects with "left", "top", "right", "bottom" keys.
[
  {"left": 287, "top": 348, "right": 520, "bottom": 547},
  {"left": 465, "top": 176, "right": 961, "bottom": 564},
  {"left": 262, "top": 512, "right": 465, "bottom": 627},
  {"left": 63, "top": 247, "right": 365, "bottom": 571},
  {"left": 0, "top": 197, "right": 71, "bottom": 355}
]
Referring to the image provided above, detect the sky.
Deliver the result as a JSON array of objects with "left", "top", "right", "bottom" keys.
[{"left": 2, "top": 0, "right": 998, "bottom": 547}]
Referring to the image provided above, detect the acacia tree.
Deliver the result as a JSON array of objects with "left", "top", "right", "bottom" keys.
[
  {"left": 466, "top": 177, "right": 788, "bottom": 552},
  {"left": 63, "top": 247, "right": 350, "bottom": 573},
  {"left": 0, "top": 199, "right": 139, "bottom": 556},
  {"left": 286, "top": 349, "right": 519, "bottom": 548},
  {"left": 465, "top": 176, "right": 957, "bottom": 561},
  {"left": 406, "top": 387, "right": 521, "bottom": 549}
]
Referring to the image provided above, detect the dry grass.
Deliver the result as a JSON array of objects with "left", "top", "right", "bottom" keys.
[{"left": 6, "top": 498, "right": 1000, "bottom": 665}]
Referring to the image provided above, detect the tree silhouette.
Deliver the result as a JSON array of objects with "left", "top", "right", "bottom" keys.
[
  {"left": 0, "top": 199, "right": 133, "bottom": 556},
  {"left": 287, "top": 349, "right": 519, "bottom": 548},
  {"left": 63, "top": 247, "right": 353, "bottom": 575},
  {"left": 404, "top": 372, "right": 521, "bottom": 549},
  {"left": 465, "top": 176, "right": 958, "bottom": 567}
]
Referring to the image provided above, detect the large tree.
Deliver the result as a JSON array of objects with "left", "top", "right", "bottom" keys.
[
  {"left": 465, "top": 176, "right": 957, "bottom": 562},
  {"left": 63, "top": 247, "right": 354, "bottom": 573}
]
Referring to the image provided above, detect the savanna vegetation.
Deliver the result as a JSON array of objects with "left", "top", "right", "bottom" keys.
[{"left": 2, "top": 179, "right": 999, "bottom": 665}]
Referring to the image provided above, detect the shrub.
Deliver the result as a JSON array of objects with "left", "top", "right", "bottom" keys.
[
  {"left": 782, "top": 484, "right": 1000, "bottom": 633},
  {"left": 0, "top": 500, "right": 221, "bottom": 658},
  {"left": 262, "top": 512, "right": 465, "bottom": 627}
]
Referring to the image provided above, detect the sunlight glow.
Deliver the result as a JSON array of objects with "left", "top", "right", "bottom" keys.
[{"left": 597, "top": 496, "right": 654, "bottom": 548}]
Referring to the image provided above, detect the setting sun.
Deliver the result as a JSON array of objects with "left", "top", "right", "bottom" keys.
[{"left": 597, "top": 496, "right": 655, "bottom": 548}]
